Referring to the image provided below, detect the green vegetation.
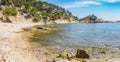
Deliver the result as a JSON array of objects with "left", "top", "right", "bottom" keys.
[
  {"left": 34, "top": 13, "right": 42, "bottom": 22},
  {"left": 79, "top": 14, "right": 103, "bottom": 23},
  {"left": 3, "top": 7, "right": 18, "bottom": 16},
  {"left": 0, "top": 0, "right": 79, "bottom": 21},
  {"left": 27, "top": 7, "right": 39, "bottom": 14}
]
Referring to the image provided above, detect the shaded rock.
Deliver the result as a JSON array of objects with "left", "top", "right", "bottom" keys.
[
  {"left": 24, "top": 14, "right": 32, "bottom": 19},
  {"left": 42, "top": 16, "right": 49, "bottom": 24},
  {"left": 36, "top": 26, "right": 44, "bottom": 29},
  {"left": 32, "top": 18, "right": 39, "bottom": 23},
  {"left": 1, "top": 16, "right": 12, "bottom": 23},
  {"left": 0, "top": 6, "right": 3, "bottom": 11},
  {"left": 52, "top": 59, "right": 55, "bottom": 62},
  {"left": 76, "top": 49, "right": 90, "bottom": 59},
  {"left": 98, "top": 51, "right": 106, "bottom": 54}
]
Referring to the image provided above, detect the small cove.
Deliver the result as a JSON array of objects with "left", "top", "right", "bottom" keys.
[{"left": 30, "top": 23, "right": 120, "bottom": 59}]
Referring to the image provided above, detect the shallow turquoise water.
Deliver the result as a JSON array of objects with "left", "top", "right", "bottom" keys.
[{"left": 37, "top": 23, "right": 120, "bottom": 49}]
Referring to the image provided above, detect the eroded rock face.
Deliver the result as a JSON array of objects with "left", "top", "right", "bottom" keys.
[
  {"left": 1, "top": 16, "right": 12, "bottom": 23},
  {"left": 76, "top": 49, "right": 90, "bottom": 59}
]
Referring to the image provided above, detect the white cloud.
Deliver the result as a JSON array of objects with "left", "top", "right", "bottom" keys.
[
  {"left": 60, "top": 1, "right": 101, "bottom": 8},
  {"left": 98, "top": 0, "right": 120, "bottom": 3}
]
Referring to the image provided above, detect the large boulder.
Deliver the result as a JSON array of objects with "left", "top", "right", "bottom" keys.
[{"left": 76, "top": 49, "right": 90, "bottom": 59}]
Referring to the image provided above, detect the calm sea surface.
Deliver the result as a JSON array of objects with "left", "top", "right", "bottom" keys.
[{"left": 36, "top": 23, "right": 120, "bottom": 49}]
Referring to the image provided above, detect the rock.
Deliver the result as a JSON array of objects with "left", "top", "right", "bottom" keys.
[
  {"left": 22, "top": 27, "right": 31, "bottom": 31},
  {"left": 36, "top": 26, "right": 43, "bottom": 29},
  {"left": 1, "top": 16, "right": 12, "bottom": 23},
  {"left": 24, "top": 14, "right": 32, "bottom": 19},
  {"left": 57, "top": 52, "right": 75, "bottom": 61},
  {"left": 32, "top": 18, "right": 39, "bottom": 22},
  {"left": 83, "top": 59, "right": 90, "bottom": 62},
  {"left": 98, "top": 51, "right": 106, "bottom": 54},
  {"left": 76, "top": 49, "right": 90, "bottom": 59},
  {"left": 52, "top": 59, "right": 55, "bottom": 62},
  {"left": 105, "top": 43, "right": 112, "bottom": 47},
  {"left": 67, "top": 52, "right": 74, "bottom": 60}
]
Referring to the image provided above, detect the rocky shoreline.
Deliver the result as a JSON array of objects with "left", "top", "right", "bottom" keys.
[
  {"left": 0, "top": 23, "right": 120, "bottom": 62},
  {"left": 24, "top": 25, "right": 120, "bottom": 62}
]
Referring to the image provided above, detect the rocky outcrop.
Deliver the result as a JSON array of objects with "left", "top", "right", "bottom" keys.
[
  {"left": 76, "top": 49, "right": 90, "bottom": 59},
  {"left": 79, "top": 14, "right": 104, "bottom": 23},
  {"left": 0, "top": 12, "right": 35, "bottom": 23}
]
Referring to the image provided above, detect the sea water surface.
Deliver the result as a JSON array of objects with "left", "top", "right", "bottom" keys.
[{"left": 35, "top": 23, "right": 120, "bottom": 49}]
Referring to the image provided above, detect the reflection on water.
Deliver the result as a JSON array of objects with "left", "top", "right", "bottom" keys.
[{"left": 35, "top": 23, "right": 120, "bottom": 49}]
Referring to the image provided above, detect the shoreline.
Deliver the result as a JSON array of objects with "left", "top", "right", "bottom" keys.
[
  {"left": 0, "top": 21, "right": 77, "bottom": 62},
  {"left": 0, "top": 22, "right": 120, "bottom": 62}
]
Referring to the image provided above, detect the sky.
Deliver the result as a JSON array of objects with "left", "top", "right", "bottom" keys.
[{"left": 43, "top": 0, "right": 120, "bottom": 21}]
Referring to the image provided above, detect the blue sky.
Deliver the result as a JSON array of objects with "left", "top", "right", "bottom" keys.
[{"left": 43, "top": 0, "right": 120, "bottom": 21}]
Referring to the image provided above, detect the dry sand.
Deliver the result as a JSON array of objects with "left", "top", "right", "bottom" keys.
[{"left": 0, "top": 23, "right": 41, "bottom": 62}]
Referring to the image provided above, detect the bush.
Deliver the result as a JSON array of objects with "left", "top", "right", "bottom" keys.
[
  {"left": 35, "top": 13, "right": 42, "bottom": 21},
  {"left": 3, "top": 7, "right": 18, "bottom": 16},
  {"left": 27, "top": 7, "right": 39, "bottom": 14}
]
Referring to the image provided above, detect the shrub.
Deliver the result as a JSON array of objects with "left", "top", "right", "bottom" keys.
[
  {"left": 35, "top": 13, "right": 42, "bottom": 20},
  {"left": 42, "top": 12, "right": 50, "bottom": 17},
  {"left": 33, "top": 14, "right": 42, "bottom": 22},
  {"left": 3, "top": 7, "right": 18, "bottom": 16},
  {"left": 27, "top": 7, "right": 39, "bottom": 14}
]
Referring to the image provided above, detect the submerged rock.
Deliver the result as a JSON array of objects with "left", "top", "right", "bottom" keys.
[
  {"left": 22, "top": 27, "right": 32, "bottom": 31},
  {"left": 105, "top": 43, "right": 112, "bottom": 47},
  {"left": 36, "top": 26, "right": 43, "bottom": 29},
  {"left": 76, "top": 49, "right": 90, "bottom": 59}
]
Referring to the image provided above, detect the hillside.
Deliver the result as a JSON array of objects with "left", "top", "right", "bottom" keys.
[
  {"left": 79, "top": 14, "right": 104, "bottom": 23},
  {"left": 0, "top": 0, "right": 78, "bottom": 23}
]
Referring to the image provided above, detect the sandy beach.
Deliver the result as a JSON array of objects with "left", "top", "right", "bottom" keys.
[
  {"left": 0, "top": 21, "right": 77, "bottom": 62},
  {"left": 0, "top": 23, "right": 41, "bottom": 62}
]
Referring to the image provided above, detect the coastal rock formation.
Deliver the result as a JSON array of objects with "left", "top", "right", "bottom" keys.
[
  {"left": 76, "top": 49, "right": 90, "bottom": 59},
  {"left": 79, "top": 14, "right": 104, "bottom": 23}
]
